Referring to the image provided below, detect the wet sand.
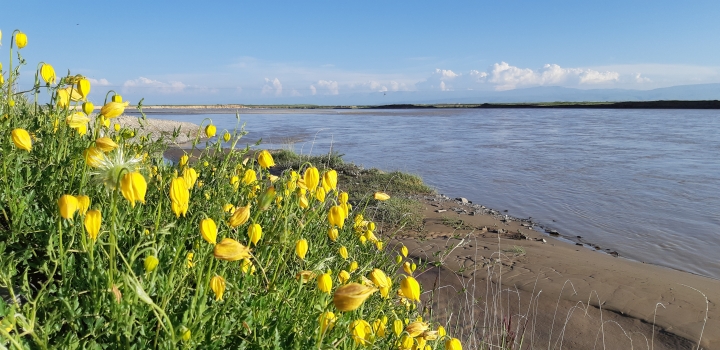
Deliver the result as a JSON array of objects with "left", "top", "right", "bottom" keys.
[{"left": 394, "top": 194, "right": 719, "bottom": 349}]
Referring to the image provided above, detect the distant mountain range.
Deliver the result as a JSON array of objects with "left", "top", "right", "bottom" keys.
[{"left": 281, "top": 83, "right": 720, "bottom": 105}]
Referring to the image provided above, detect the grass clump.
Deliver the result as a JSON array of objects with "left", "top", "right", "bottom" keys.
[
  {"left": 273, "top": 150, "right": 433, "bottom": 233},
  {"left": 0, "top": 29, "right": 460, "bottom": 349}
]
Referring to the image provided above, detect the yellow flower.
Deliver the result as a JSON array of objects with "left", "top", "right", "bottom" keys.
[
  {"left": 374, "top": 192, "right": 390, "bottom": 201},
  {"left": 144, "top": 255, "right": 159, "bottom": 272},
  {"left": 77, "top": 78, "right": 91, "bottom": 99},
  {"left": 405, "top": 321, "right": 429, "bottom": 338},
  {"left": 100, "top": 101, "right": 129, "bottom": 119},
  {"left": 228, "top": 204, "right": 250, "bottom": 227},
  {"left": 213, "top": 238, "right": 251, "bottom": 261},
  {"left": 375, "top": 241, "right": 383, "bottom": 251},
  {"left": 318, "top": 311, "right": 336, "bottom": 334},
  {"left": 84, "top": 146, "right": 103, "bottom": 168},
  {"left": 401, "top": 245, "right": 409, "bottom": 257},
  {"left": 84, "top": 209, "right": 101, "bottom": 240},
  {"left": 338, "top": 270, "right": 350, "bottom": 284},
  {"left": 350, "top": 319, "right": 373, "bottom": 346},
  {"left": 11, "top": 129, "right": 32, "bottom": 151},
  {"left": 58, "top": 195, "right": 78, "bottom": 220},
  {"left": 247, "top": 223, "right": 262, "bottom": 245},
  {"left": 15, "top": 32, "right": 27, "bottom": 49},
  {"left": 296, "top": 270, "right": 316, "bottom": 284},
  {"left": 181, "top": 327, "right": 191, "bottom": 342},
  {"left": 223, "top": 132, "right": 231, "bottom": 142},
  {"left": 223, "top": 203, "right": 236, "bottom": 213},
  {"left": 393, "top": 319, "right": 404, "bottom": 337},
  {"left": 205, "top": 124, "right": 216, "bottom": 138},
  {"left": 295, "top": 239, "right": 308, "bottom": 260},
  {"left": 95, "top": 137, "right": 118, "bottom": 152},
  {"left": 339, "top": 191, "right": 349, "bottom": 204},
  {"left": 209, "top": 275, "right": 226, "bottom": 301},
  {"left": 339, "top": 246, "right": 349, "bottom": 260},
  {"left": 401, "top": 276, "right": 421, "bottom": 302},
  {"left": 437, "top": 325, "right": 447, "bottom": 338},
  {"left": 242, "top": 169, "right": 256, "bottom": 185},
  {"left": 169, "top": 177, "right": 189, "bottom": 217},
  {"left": 200, "top": 218, "right": 217, "bottom": 245},
  {"left": 368, "top": 269, "right": 392, "bottom": 298},
  {"left": 322, "top": 170, "right": 337, "bottom": 191},
  {"left": 257, "top": 150, "right": 275, "bottom": 169},
  {"left": 83, "top": 101, "right": 94, "bottom": 116},
  {"left": 76, "top": 195, "right": 90, "bottom": 215},
  {"left": 328, "top": 205, "right": 345, "bottom": 228},
  {"left": 332, "top": 283, "right": 377, "bottom": 311},
  {"left": 120, "top": 172, "right": 147, "bottom": 207},
  {"left": 327, "top": 227, "right": 339, "bottom": 241},
  {"left": 186, "top": 252, "right": 195, "bottom": 267},
  {"left": 298, "top": 194, "right": 309, "bottom": 209},
  {"left": 445, "top": 338, "right": 462, "bottom": 350},
  {"left": 395, "top": 255, "right": 403, "bottom": 264},
  {"left": 113, "top": 123, "right": 121, "bottom": 132},
  {"left": 303, "top": 166, "right": 319, "bottom": 191},
  {"left": 315, "top": 187, "right": 326, "bottom": 203},
  {"left": 399, "top": 336, "right": 414, "bottom": 350},
  {"left": 317, "top": 272, "right": 332, "bottom": 294},
  {"left": 373, "top": 316, "right": 388, "bottom": 337},
  {"left": 112, "top": 94, "right": 123, "bottom": 102},
  {"left": 179, "top": 154, "right": 189, "bottom": 167},
  {"left": 349, "top": 261, "right": 359, "bottom": 272},
  {"left": 66, "top": 112, "right": 90, "bottom": 129},
  {"left": 403, "top": 262, "right": 413, "bottom": 275},
  {"left": 182, "top": 167, "right": 198, "bottom": 189},
  {"left": 40, "top": 63, "right": 56, "bottom": 85},
  {"left": 241, "top": 258, "right": 255, "bottom": 274}
]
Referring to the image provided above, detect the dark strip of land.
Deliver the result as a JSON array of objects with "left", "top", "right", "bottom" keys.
[{"left": 370, "top": 100, "right": 720, "bottom": 109}]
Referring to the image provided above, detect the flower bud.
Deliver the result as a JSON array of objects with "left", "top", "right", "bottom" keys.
[
  {"left": 144, "top": 255, "right": 159, "bottom": 272},
  {"left": 200, "top": 218, "right": 217, "bottom": 245},
  {"left": 40, "top": 64, "right": 56, "bottom": 85},
  {"left": 11, "top": 128, "right": 32, "bottom": 151},
  {"left": 15, "top": 32, "right": 27, "bottom": 49},
  {"left": 58, "top": 195, "right": 78, "bottom": 220},
  {"left": 84, "top": 209, "right": 101, "bottom": 240},
  {"left": 205, "top": 124, "right": 216, "bottom": 138},
  {"left": 295, "top": 239, "right": 308, "bottom": 260}
]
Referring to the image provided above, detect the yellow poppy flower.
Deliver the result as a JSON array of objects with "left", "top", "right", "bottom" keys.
[
  {"left": 317, "top": 272, "right": 332, "bottom": 294},
  {"left": 200, "top": 218, "right": 217, "bottom": 245},
  {"left": 58, "top": 195, "right": 78, "bottom": 220},
  {"left": 332, "top": 283, "right": 377, "bottom": 311},
  {"left": 11, "top": 128, "right": 32, "bottom": 151},
  {"left": 209, "top": 275, "right": 226, "bottom": 301},
  {"left": 213, "top": 238, "right": 251, "bottom": 261},
  {"left": 120, "top": 172, "right": 147, "bottom": 207},
  {"left": 295, "top": 239, "right": 308, "bottom": 260},
  {"left": 257, "top": 150, "right": 275, "bottom": 169},
  {"left": 84, "top": 209, "right": 101, "bottom": 240}
]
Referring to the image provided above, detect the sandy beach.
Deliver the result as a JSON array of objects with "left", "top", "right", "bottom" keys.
[{"left": 147, "top": 115, "right": 718, "bottom": 349}]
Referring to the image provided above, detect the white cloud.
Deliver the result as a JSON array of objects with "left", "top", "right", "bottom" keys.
[
  {"left": 416, "top": 63, "right": 620, "bottom": 91},
  {"left": 88, "top": 78, "right": 111, "bottom": 86},
  {"left": 122, "top": 77, "right": 186, "bottom": 94},
  {"left": 634, "top": 73, "right": 652, "bottom": 83},
  {"left": 309, "top": 85, "right": 317, "bottom": 95},
  {"left": 488, "top": 62, "right": 619, "bottom": 90},
  {"left": 262, "top": 78, "right": 283, "bottom": 96},
  {"left": 290, "top": 89, "right": 302, "bottom": 97},
  {"left": 316, "top": 80, "right": 339, "bottom": 95}
]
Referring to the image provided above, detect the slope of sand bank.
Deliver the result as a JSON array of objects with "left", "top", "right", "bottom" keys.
[
  {"left": 101, "top": 115, "right": 202, "bottom": 144},
  {"left": 395, "top": 194, "right": 718, "bottom": 349}
]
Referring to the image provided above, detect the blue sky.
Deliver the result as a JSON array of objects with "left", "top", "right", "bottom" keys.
[{"left": 3, "top": 0, "right": 720, "bottom": 104}]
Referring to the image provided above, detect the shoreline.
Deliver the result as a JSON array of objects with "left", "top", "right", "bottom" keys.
[
  {"left": 143, "top": 115, "right": 717, "bottom": 348},
  {"left": 396, "top": 193, "right": 718, "bottom": 349},
  {"left": 120, "top": 100, "right": 720, "bottom": 113}
]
